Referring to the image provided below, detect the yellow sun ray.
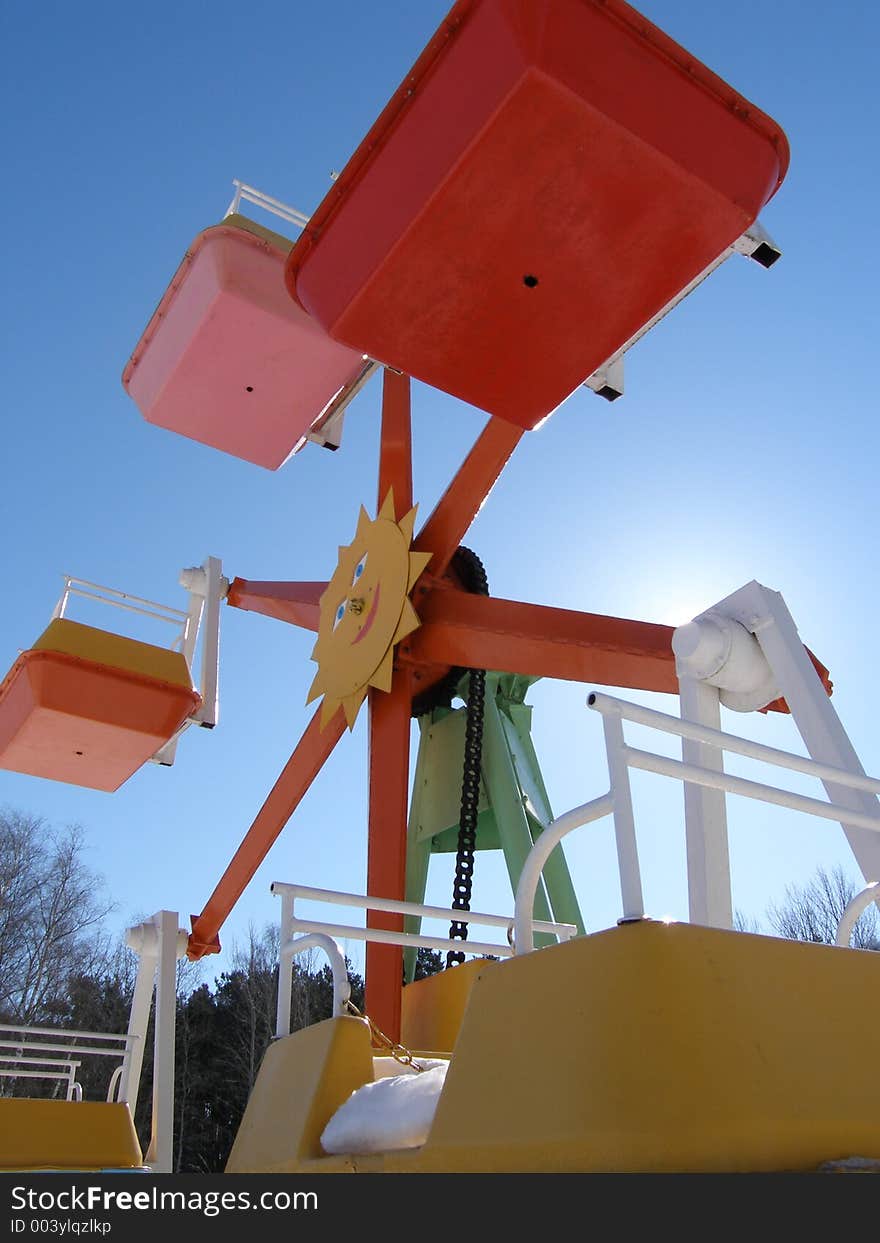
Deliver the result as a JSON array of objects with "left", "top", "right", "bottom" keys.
[{"left": 309, "top": 493, "right": 432, "bottom": 731}]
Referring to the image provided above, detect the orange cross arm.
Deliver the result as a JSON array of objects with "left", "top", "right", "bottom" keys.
[
  {"left": 400, "top": 588, "right": 679, "bottom": 693},
  {"left": 187, "top": 704, "right": 345, "bottom": 959},
  {"left": 400, "top": 587, "right": 833, "bottom": 710},
  {"left": 412, "top": 417, "right": 523, "bottom": 578},
  {"left": 226, "top": 578, "right": 327, "bottom": 631}
]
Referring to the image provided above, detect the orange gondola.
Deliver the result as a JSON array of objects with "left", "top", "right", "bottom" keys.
[
  {"left": 286, "top": 0, "right": 788, "bottom": 430},
  {"left": 123, "top": 214, "right": 370, "bottom": 469},
  {"left": 0, "top": 617, "right": 201, "bottom": 793}
]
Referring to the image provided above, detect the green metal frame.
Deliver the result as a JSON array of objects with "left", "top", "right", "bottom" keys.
[{"left": 404, "top": 674, "right": 584, "bottom": 980}]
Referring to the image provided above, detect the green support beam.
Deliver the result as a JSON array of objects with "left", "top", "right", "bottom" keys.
[{"left": 404, "top": 674, "right": 584, "bottom": 981}]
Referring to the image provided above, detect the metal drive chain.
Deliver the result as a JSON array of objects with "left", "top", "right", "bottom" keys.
[{"left": 446, "top": 665, "right": 487, "bottom": 967}]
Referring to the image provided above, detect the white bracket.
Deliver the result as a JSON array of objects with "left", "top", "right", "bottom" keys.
[
  {"left": 673, "top": 580, "right": 880, "bottom": 926},
  {"left": 584, "top": 218, "right": 781, "bottom": 402},
  {"left": 152, "top": 556, "right": 228, "bottom": 766},
  {"left": 281, "top": 358, "right": 382, "bottom": 463}
]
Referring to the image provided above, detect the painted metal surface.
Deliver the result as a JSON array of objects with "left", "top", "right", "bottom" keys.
[
  {"left": 405, "top": 673, "right": 584, "bottom": 974},
  {"left": 365, "top": 669, "right": 413, "bottom": 1039},
  {"left": 226, "top": 1016, "right": 373, "bottom": 1173},
  {"left": 122, "top": 217, "right": 366, "bottom": 470},
  {"left": 286, "top": 0, "right": 788, "bottom": 429},
  {"left": 0, "top": 1099, "right": 143, "bottom": 1171},
  {"left": 0, "top": 621, "right": 201, "bottom": 792},
  {"left": 226, "top": 922, "right": 880, "bottom": 1173},
  {"left": 187, "top": 705, "right": 346, "bottom": 959}
]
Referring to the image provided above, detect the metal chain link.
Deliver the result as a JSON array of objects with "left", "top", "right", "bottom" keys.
[
  {"left": 444, "top": 548, "right": 489, "bottom": 969},
  {"left": 343, "top": 999, "right": 425, "bottom": 1072},
  {"left": 446, "top": 663, "right": 487, "bottom": 966}
]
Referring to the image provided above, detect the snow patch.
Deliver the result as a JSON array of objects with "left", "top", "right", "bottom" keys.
[{"left": 320, "top": 1059, "right": 449, "bottom": 1155}]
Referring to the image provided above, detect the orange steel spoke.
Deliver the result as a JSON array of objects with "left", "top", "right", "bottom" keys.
[
  {"left": 365, "top": 666, "right": 413, "bottom": 1042},
  {"left": 413, "top": 417, "right": 523, "bottom": 577},
  {"left": 187, "top": 705, "right": 346, "bottom": 959},
  {"left": 400, "top": 588, "right": 679, "bottom": 693},
  {"left": 226, "top": 578, "right": 327, "bottom": 631},
  {"left": 400, "top": 589, "right": 830, "bottom": 712},
  {"left": 378, "top": 369, "right": 412, "bottom": 517}
]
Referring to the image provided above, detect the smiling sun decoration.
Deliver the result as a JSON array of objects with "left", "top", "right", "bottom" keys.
[{"left": 307, "top": 490, "right": 432, "bottom": 730}]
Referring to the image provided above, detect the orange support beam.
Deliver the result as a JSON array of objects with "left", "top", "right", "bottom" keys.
[
  {"left": 413, "top": 417, "right": 523, "bottom": 577},
  {"left": 402, "top": 587, "right": 680, "bottom": 693},
  {"left": 225, "top": 579, "right": 326, "bottom": 632},
  {"left": 364, "top": 666, "right": 413, "bottom": 1042},
  {"left": 188, "top": 705, "right": 346, "bottom": 959},
  {"left": 377, "top": 369, "right": 412, "bottom": 517},
  {"left": 357, "top": 368, "right": 415, "bottom": 1041},
  {"left": 401, "top": 586, "right": 832, "bottom": 711}
]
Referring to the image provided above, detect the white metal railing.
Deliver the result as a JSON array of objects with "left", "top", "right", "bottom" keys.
[
  {"left": 512, "top": 691, "right": 880, "bottom": 953},
  {"left": 1, "top": 913, "right": 187, "bottom": 1175},
  {"left": 225, "top": 180, "right": 310, "bottom": 231},
  {"left": 272, "top": 882, "right": 577, "bottom": 1038},
  {"left": 53, "top": 576, "right": 191, "bottom": 652},
  {"left": 276, "top": 932, "right": 352, "bottom": 1037},
  {"left": 0, "top": 1025, "right": 134, "bottom": 1103},
  {"left": 47, "top": 557, "right": 227, "bottom": 760},
  {"left": 0, "top": 1057, "right": 82, "bottom": 1101},
  {"left": 835, "top": 881, "right": 880, "bottom": 948}
]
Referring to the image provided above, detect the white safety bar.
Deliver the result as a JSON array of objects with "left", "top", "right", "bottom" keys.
[
  {"left": 276, "top": 933, "right": 352, "bottom": 1037},
  {"left": 0, "top": 912, "right": 186, "bottom": 1172},
  {"left": 53, "top": 576, "right": 190, "bottom": 649},
  {"left": 272, "top": 881, "right": 577, "bottom": 1035},
  {"left": 0, "top": 1025, "right": 133, "bottom": 1103},
  {"left": 50, "top": 557, "right": 228, "bottom": 766},
  {"left": 835, "top": 882, "right": 880, "bottom": 948},
  {"left": 225, "top": 180, "right": 310, "bottom": 231},
  {"left": 0, "top": 1056, "right": 83, "bottom": 1101},
  {"left": 513, "top": 691, "right": 880, "bottom": 953}
]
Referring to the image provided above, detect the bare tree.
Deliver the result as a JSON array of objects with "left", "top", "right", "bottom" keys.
[
  {"left": 766, "top": 864, "right": 879, "bottom": 950},
  {"left": 0, "top": 807, "right": 115, "bottom": 1024},
  {"left": 222, "top": 923, "right": 280, "bottom": 1097}
]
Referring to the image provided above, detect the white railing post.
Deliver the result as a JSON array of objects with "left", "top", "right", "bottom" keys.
[
  {"left": 120, "top": 926, "right": 158, "bottom": 1111},
  {"left": 52, "top": 576, "right": 72, "bottom": 620},
  {"left": 677, "top": 676, "right": 733, "bottom": 929},
  {"left": 196, "top": 556, "right": 224, "bottom": 728},
  {"left": 278, "top": 932, "right": 351, "bottom": 1032},
  {"left": 512, "top": 795, "right": 615, "bottom": 954},
  {"left": 275, "top": 889, "right": 296, "bottom": 1038},
  {"left": 835, "top": 881, "right": 880, "bottom": 947},
  {"left": 145, "top": 911, "right": 184, "bottom": 1174},
  {"left": 600, "top": 709, "right": 644, "bottom": 921}
]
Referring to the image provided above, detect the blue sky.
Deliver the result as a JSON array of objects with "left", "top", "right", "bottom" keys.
[{"left": 2, "top": 0, "right": 879, "bottom": 982}]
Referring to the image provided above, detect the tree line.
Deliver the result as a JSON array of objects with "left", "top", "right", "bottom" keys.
[
  {"left": 0, "top": 807, "right": 440, "bottom": 1171},
  {"left": 1, "top": 805, "right": 876, "bottom": 1170}
]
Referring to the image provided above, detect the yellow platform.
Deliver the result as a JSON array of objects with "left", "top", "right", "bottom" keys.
[
  {"left": 0, "top": 1099, "right": 143, "bottom": 1171},
  {"left": 32, "top": 618, "right": 195, "bottom": 688},
  {"left": 227, "top": 920, "right": 880, "bottom": 1173}
]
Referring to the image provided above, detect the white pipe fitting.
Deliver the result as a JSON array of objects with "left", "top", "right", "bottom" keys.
[{"left": 673, "top": 611, "right": 779, "bottom": 712}]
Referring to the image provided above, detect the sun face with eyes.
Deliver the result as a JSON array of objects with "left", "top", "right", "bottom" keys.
[{"left": 307, "top": 490, "right": 432, "bottom": 730}]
